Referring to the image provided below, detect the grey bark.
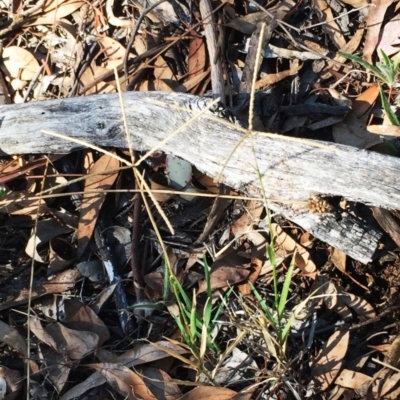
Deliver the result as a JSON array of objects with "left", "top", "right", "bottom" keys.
[{"left": 0, "top": 91, "right": 392, "bottom": 262}]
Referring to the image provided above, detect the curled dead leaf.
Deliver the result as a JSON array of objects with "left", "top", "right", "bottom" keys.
[
  {"left": 2, "top": 47, "right": 41, "bottom": 81},
  {"left": 311, "top": 330, "right": 349, "bottom": 392},
  {"left": 77, "top": 153, "right": 120, "bottom": 259},
  {"left": 336, "top": 369, "right": 371, "bottom": 390},
  {"left": 178, "top": 386, "right": 237, "bottom": 400},
  {"left": 85, "top": 363, "right": 157, "bottom": 400}
]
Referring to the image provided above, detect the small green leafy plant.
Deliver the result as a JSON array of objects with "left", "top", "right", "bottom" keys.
[
  {"left": 166, "top": 256, "right": 231, "bottom": 357},
  {"left": 338, "top": 49, "right": 400, "bottom": 89},
  {"left": 339, "top": 50, "right": 400, "bottom": 142},
  {"left": 249, "top": 247, "right": 296, "bottom": 348},
  {"left": 379, "top": 83, "right": 400, "bottom": 126}
]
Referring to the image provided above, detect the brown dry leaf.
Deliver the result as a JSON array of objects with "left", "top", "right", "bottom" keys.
[
  {"left": 197, "top": 265, "right": 251, "bottom": 293},
  {"left": 154, "top": 56, "right": 175, "bottom": 80},
  {"left": 60, "top": 371, "right": 108, "bottom": 400},
  {"left": 30, "top": 318, "right": 99, "bottom": 360},
  {"left": 314, "top": 0, "right": 347, "bottom": 49},
  {"left": 336, "top": 369, "right": 371, "bottom": 390},
  {"left": 0, "top": 154, "right": 63, "bottom": 185},
  {"left": 33, "top": 0, "right": 85, "bottom": 19},
  {"left": 363, "top": 0, "right": 394, "bottom": 63},
  {"left": 0, "top": 268, "right": 81, "bottom": 311},
  {"left": 372, "top": 207, "right": 400, "bottom": 247},
  {"left": 196, "top": 173, "right": 219, "bottom": 194},
  {"left": 226, "top": 11, "right": 265, "bottom": 35},
  {"left": 0, "top": 158, "right": 22, "bottom": 174},
  {"left": 61, "top": 341, "right": 188, "bottom": 400},
  {"left": 339, "top": 0, "right": 368, "bottom": 6},
  {"left": 197, "top": 249, "right": 252, "bottom": 294},
  {"left": 332, "top": 111, "right": 382, "bottom": 149},
  {"left": 77, "top": 154, "right": 119, "bottom": 259},
  {"left": 178, "top": 386, "right": 237, "bottom": 400},
  {"left": 144, "top": 271, "right": 164, "bottom": 298},
  {"left": 29, "top": 317, "right": 58, "bottom": 350},
  {"left": 64, "top": 299, "right": 110, "bottom": 347},
  {"left": 153, "top": 78, "right": 187, "bottom": 92},
  {"left": 330, "top": 248, "right": 346, "bottom": 273},
  {"left": 379, "top": 371, "right": 400, "bottom": 398},
  {"left": 187, "top": 37, "right": 207, "bottom": 94},
  {"left": 0, "top": 366, "right": 21, "bottom": 400},
  {"left": 184, "top": 69, "right": 210, "bottom": 93},
  {"left": 311, "top": 330, "right": 349, "bottom": 392},
  {"left": 330, "top": 248, "right": 368, "bottom": 290},
  {"left": 322, "top": 280, "right": 352, "bottom": 320},
  {"left": 150, "top": 171, "right": 172, "bottom": 202},
  {"left": 331, "top": 248, "right": 368, "bottom": 290},
  {"left": 231, "top": 386, "right": 256, "bottom": 400},
  {"left": 0, "top": 189, "right": 49, "bottom": 216},
  {"left": 140, "top": 367, "right": 182, "bottom": 400},
  {"left": 115, "top": 340, "right": 190, "bottom": 366},
  {"left": 353, "top": 84, "right": 380, "bottom": 118},
  {"left": 45, "top": 323, "right": 99, "bottom": 359},
  {"left": 237, "top": 257, "right": 263, "bottom": 295},
  {"left": 230, "top": 200, "right": 264, "bottom": 237},
  {"left": 2, "top": 47, "right": 41, "bottom": 81},
  {"left": 332, "top": 84, "right": 381, "bottom": 148},
  {"left": 97, "top": 36, "right": 132, "bottom": 70},
  {"left": 0, "top": 320, "right": 27, "bottom": 358},
  {"left": 85, "top": 363, "right": 157, "bottom": 400},
  {"left": 300, "top": 232, "right": 313, "bottom": 248},
  {"left": 385, "top": 334, "right": 400, "bottom": 368},
  {"left": 271, "top": 223, "right": 317, "bottom": 277},
  {"left": 377, "top": 15, "right": 400, "bottom": 57},
  {"left": 49, "top": 237, "right": 75, "bottom": 272},
  {"left": 368, "top": 343, "right": 391, "bottom": 352},
  {"left": 323, "top": 27, "right": 364, "bottom": 77},
  {"left": 367, "top": 125, "right": 400, "bottom": 136},
  {"left": 341, "top": 292, "right": 376, "bottom": 320},
  {"left": 80, "top": 64, "right": 115, "bottom": 95},
  {"left": 40, "top": 344, "right": 71, "bottom": 393},
  {"left": 26, "top": 218, "right": 76, "bottom": 262},
  {"left": 255, "top": 63, "right": 302, "bottom": 89}
]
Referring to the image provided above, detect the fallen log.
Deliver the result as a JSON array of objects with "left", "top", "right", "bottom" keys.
[{"left": 0, "top": 91, "right": 393, "bottom": 263}]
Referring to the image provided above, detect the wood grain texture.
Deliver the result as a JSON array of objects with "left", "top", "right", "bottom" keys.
[{"left": 0, "top": 91, "right": 391, "bottom": 262}]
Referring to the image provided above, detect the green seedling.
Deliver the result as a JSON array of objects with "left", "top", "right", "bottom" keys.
[
  {"left": 253, "top": 158, "right": 296, "bottom": 347},
  {"left": 338, "top": 50, "right": 400, "bottom": 90},
  {"left": 339, "top": 50, "right": 400, "bottom": 155},
  {"left": 168, "top": 256, "right": 232, "bottom": 358},
  {"left": 379, "top": 84, "right": 400, "bottom": 126},
  {"left": 249, "top": 251, "right": 296, "bottom": 347}
]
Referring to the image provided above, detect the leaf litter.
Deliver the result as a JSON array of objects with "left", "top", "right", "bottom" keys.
[{"left": 0, "top": 0, "right": 400, "bottom": 399}]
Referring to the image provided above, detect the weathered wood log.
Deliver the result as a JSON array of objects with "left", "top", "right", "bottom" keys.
[{"left": 0, "top": 91, "right": 392, "bottom": 263}]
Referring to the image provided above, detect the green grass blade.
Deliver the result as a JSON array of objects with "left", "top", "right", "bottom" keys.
[
  {"left": 380, "top": 49, "right": 392, "bottom": 70},
  {"left": 376, "top": 64, "right": 394, "bottom": 85},
  {"left": 281, "top": 313, "right": 296, "bottom": 343},
  {"left": 203, "top": 257, "right": 213, "bottom": 327},
  {"left": 190, "top": 291, "right": 197, "bottom": 340},
  {"left": 338, "top": 51, "right": 387, "bottom": 82},
  {"left": 393, "top": 53, "right": 400, "bottom": 73},
  {"left": 203, "top": 296, "right": 212, "bottom": 329},
  {"left": 172, "top": 314, "right": 192, "bottom": 346},
  {"left": 277, "top": 255, "right": 296, "bottom": 319},
  {"left": 163, "top": 260, "right": 170, "bottom": 301},
  {"left": 173, "top": 277, "right": 193, "bottom": 310},
  {"left": 249, "top": 281, "right": 277, "bottom": 326},
  {"left": 267, "top": 244, "right": 279, "bottom": 309},
  {"left": 203, "top": 257, "right": 212, "bottom": 298},
  {"left": 213, "top": 286, "right": 233, "bottom": 324},
  {"left": 380, "top": 84, "right": 400, "bottom": 125}
]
